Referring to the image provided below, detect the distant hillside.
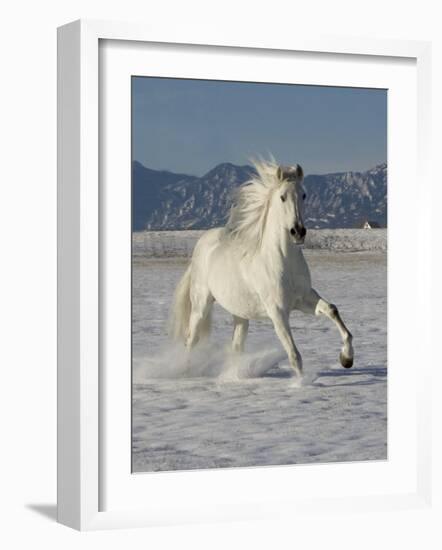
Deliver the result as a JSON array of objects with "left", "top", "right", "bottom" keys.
[{"left": 132, "top": 161, "right": 387, "bottom": 230}]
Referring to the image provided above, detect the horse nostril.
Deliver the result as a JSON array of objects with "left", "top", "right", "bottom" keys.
[{"left": 290, "top": 228, "right": 296, "bottom": 236}]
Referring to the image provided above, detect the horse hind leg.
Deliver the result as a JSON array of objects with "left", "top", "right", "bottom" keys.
[
  {"left": 231, "top": 316, "right": 249, "bottom": 352},
  {"left": 186, "top": 289, "right": 214, "bottom": 350}
]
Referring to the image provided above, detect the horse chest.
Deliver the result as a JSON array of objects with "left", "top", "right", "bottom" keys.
[{"left": 275, "top": 253, "right": 312, "bottom": 308}]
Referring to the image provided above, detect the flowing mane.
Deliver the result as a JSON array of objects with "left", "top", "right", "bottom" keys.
[{"left": 225, "top": 159, "right": 280, "bottom": 251}]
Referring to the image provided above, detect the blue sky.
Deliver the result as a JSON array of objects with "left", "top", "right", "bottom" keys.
[{"left": 132, "top": 77, "right": 387, "bottom": 176}]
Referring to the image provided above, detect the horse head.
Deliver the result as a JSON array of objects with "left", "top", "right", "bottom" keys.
[{"left": 275, "top": 164, "right": 307, "bottom": 244}]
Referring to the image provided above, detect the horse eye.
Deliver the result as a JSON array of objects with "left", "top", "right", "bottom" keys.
[
  {"left": 280, "top": 195, "right": 286, "bottom": 202},
  {"left": 302, "top": 193, "right": 306, "bottom": 200}
]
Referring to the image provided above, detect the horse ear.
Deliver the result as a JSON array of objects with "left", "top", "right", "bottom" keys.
[
  {"left": 278, "top": 164, "right": 303, "bottom": 182},
  {"left": 295, "top": 164, "right": 304, "bottom": 181}
]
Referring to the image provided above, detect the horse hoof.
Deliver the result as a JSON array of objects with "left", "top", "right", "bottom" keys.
[{"left": 340, "top": 352, "right": 353, "bottom": 369}]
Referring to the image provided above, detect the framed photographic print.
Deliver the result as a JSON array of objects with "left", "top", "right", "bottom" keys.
[{"left": 57, "top": 19, "right": 432, "bottom": 530}]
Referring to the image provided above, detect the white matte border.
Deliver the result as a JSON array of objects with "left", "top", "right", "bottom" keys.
[{"left": 100, "top": 40, "right": 418, "bottom": 513}]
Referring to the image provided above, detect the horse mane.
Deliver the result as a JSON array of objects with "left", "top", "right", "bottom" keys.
[{"left": 224, "top": 158, "right": 280, "bottom": 252}]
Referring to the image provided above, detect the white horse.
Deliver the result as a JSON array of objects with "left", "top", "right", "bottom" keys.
[{"left": 170, "top": 159, "right": 354, "bottom": 382}]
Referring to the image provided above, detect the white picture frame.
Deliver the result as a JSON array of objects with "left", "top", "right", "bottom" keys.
[{"left": 57, "top": 19, "right": 432, "bottom": 531}]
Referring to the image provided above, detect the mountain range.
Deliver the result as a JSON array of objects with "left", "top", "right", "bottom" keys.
[{"left": 132, "top": 161, "right": 387, "bottom": 231}]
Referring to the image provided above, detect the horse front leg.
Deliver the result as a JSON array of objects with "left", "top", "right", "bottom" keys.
[
  {"left": 266, "top": 306, "right": 303, "bottom": 379},
  {"left": 300, "top": 289, "right": 354, "bottom": 369}
]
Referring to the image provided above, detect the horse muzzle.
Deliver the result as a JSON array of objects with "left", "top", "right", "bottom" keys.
[{"left": 290, "top": 224, "right": 306, "bottom": 244}]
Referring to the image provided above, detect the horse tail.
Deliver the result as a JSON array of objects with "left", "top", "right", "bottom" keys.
[{"left": 169, "top": 263, "right": 193, "bottom": 342}]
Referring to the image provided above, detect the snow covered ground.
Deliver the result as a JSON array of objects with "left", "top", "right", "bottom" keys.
[{"left": 132, "top": 231, "right": 387, "bottom": 472}]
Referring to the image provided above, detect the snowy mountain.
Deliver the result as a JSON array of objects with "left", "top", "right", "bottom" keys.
[{"left": 132, "top": 161, "right": 387, "bottom": 230}]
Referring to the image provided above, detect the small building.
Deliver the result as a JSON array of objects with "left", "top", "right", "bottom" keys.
[{"left": 360, "top": 220, "right": 381, "bottom": 229}]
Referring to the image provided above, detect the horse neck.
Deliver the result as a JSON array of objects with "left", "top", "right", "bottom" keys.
[{"left": 260, "top": 207, "right": 293, "bottom": 262}]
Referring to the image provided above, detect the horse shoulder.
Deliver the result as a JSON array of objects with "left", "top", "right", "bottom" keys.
[{"left": 246, "top": 254, "right": 286, "bottom": 301}]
